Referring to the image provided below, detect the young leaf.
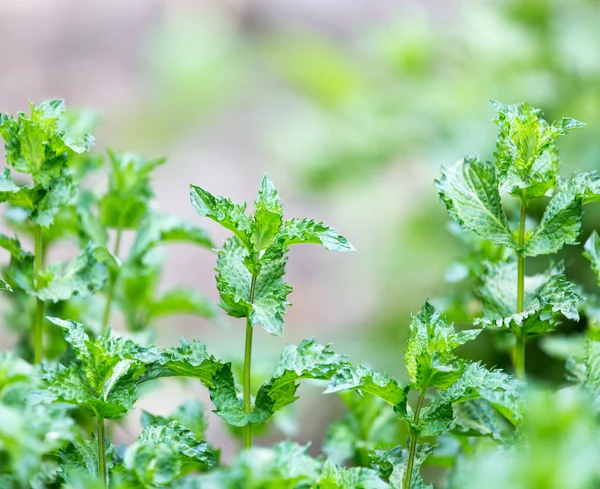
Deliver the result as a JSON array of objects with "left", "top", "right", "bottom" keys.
[
  {"left": 420, "top": 363, "right": 523, "bottom": 436},
  {"left": 37, "top": 318, "right": 157, "bottom": 419},
  {"left": 98, "top": 150, "right": 165, "bottom": 229},
  {"left": 435, "top": 155, "right": 516, "bottom": 248},
  {"left": 141, "top": 398, "right": 208, "bottom": 441},
  {"left": 250, "top": 175, "right": 284, "bottom": 252},
  {"left": 476, "top": 261, "right": 581, "bottom": 335},
  {"left": 190, "top": 184, "right": 253, "bottom": 250},
  {"left": 251, "top": 338, "right": 347, "bottom": 423},
  {"left": 492, "top": 100, "right": 583, "bottom": 198},
  {"left": 404, "top": 300, "right": 480, "bottom": 390}
]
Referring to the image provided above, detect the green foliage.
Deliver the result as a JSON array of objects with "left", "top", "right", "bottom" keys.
[{"left": 191, "top": 174, "right": 354, "bottom": 336}]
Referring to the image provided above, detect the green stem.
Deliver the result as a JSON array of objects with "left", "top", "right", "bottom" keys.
[
  {"left": 33, "top": 226, "right": 45, "bottom": 364},
  {"left": 97, "top": 416, "right": 107, "bottom": 487},
  {"left": 404, "top": 389, "right": 426, "bottom": 489},
  {"left": 243, "top": 274, "right": 258, "bottom": 449},
  {"left": 515, "top": 194, "right": 527, "bottom": 381},
  {"left": 101, "top": 227, "right": 123, "bottom": 333}
]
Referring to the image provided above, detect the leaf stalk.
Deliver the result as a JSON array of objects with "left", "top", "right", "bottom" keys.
[
  {"left": 515, "top": 193, "right": 527, "bottom": 381},
  {"left": 97, "top": 415, "right": 107, "bottom": 487},
  {"left": 33, "top": 225, "right": 45, "bottom": 364},
  {"left": 403, "top": 389, "right": 426, "bottom": 489},
  {"left": 243, "top": 274, "right": 258, "bottom": 449},
  {"left": 101, "top": 226, "right": 123, "bottom": 333}
]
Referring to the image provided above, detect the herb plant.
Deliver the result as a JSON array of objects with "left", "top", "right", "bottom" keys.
[{"left": 1, "top": 98, "right": 600, "bottom": 489}]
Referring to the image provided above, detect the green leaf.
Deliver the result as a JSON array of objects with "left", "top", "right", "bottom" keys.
[
  {"left": 123, "top": 421, "right": 216, "bottom": 486},
  {"left": 12, "top": 245, "right": 108, "bottom": 302},
  {"left": 0, "top": 100, "right": 93, "bottom": 188},
  {"left": 451, "top": 398, "right": 513, "bottom": 441},
  {"left": 250, "top": 174, "right": 284, "bottom": 252},
  {"left": 190, "top": 184, "right": 253, "bottom": 250},
  {"left": 129, "top": 212, "right": 213, "bottom": 262},
  {"left": 584, "top": 231, "right": 600, "bottom": 286},
  {"left": 476, "top": 261, "right": 582, "bottom": 335},
  {"left": 318, "top": 459, "right": 390, "bottom": 489},
  {"left": 324, "top": 393, "right": 403, "bottom": 466},
  {"left": 142, "top": 339, "right": 245, "bottom": 426},
  {"left": 405, "top": 300, "right": 480, "bottom": 390},
  {"left": 373, "top": 445, "right": 433, "bottom": 489},
  {"left": 148, "top": 288, "right": 217, "bottom": 321},
  {"left": 325, "top": 364, "right": 409, "bottom": 411},
  {"left": 277, "top": 217, "right": 355, "bottom": 252},
  {"left": 492, "top": 100, "right": 583, "bottom": 198},
  {"left": 216, "top": 238, "right": 292, "bottom": 336},
  {"left": 524, "top": 178, "right": 582, "bottom": 256},
  {"left": 38, "top": 318, "right": 157, "bottom": 419},
  {"left": 251, "top": 338, "right": 347, "bottom": 424},
  {"left": 583, "top": 338, "right": 600, "bottom": 411},
  {"left": 435, "top": 155, "right": 515, "bottom": 247},
  {"left": 98, "top": 150, "right": 165, "bottom": 229},
  {"left": 420, "top": 363, "right": 523, "bottom": 436}
]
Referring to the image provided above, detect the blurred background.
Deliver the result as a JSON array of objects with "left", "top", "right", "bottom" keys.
[{"left": 2, "top": 0, "right": 600, "bottom": 461}]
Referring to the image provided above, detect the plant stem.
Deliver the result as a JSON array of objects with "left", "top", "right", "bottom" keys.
[
  {"left": 33, "top": 226, "right": 45, "bottom": 364},
  {"left": 404, "top": 389, "right": 426, "bottom": 489},
  {"left": 97, "top": 416, "right": 107, "bottom": 487},
  {"left": 101, "top": 227, "right": 123, "bottom": 333},
  {"left": 515, "top": 194, "right": 527, "bottom": 381},
  {"left": 243, "top": 274, "right": 258, "bottom": 449}
]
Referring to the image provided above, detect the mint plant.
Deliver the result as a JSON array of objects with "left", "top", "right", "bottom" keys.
[
  {"left": 436, "top": 101, "right": 600, "bottom": 380},
  {"left": 190, "top": 175, "right": 354, "bottom": 447},
  {"left": 326, "top": 300, "right": 521, "bottom": 488},
  {"left": 3, "top": 98, "right": 600, "bottom": 488}
]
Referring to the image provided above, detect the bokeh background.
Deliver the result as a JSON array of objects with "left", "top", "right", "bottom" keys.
[{"left": 2, "top": 0, "right": 600, "bottom": 460}]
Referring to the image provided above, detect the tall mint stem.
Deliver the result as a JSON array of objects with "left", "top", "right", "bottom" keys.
[
  {"left": 97, "top": 415, "right": 107, "bottom": 487},
  {"left": 403, "top": 389, "right": 426, "bottom": 489},
  {"left": 243, "top": 274, "right": 258, "bottom": 449},
  {"left": 33, "top": 225, "right": 45, "bottom": 364},
  {"left": 515, "top": 193, "right": 527, "bottom": 381},
  {"left": 101, "top": 227, "right": 123, "bottom": 333}
]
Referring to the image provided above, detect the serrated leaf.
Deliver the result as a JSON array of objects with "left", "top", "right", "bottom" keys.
[
  {"left": 129, "top": 212, "right": 213, "bottom": 262},
  {"left": 492, "top": 100, "right": 583, "bottom": 198},
  {"left": 98, "top": 150, "right": 165, "bottom": 229},
  {"left": 420, "top": 363, "right": 523, "bottom": 436},
  {"left": 405, "top": 300, "right": 480, "bottom": 390},
  {"left": 251, "top": 338, "right": 347, "bottom": 424},
  {"left": 524, "top": 178, "right": 582, "bottom": 256},
  {"left": 250, "top": 174, "right": 284, "bottom": 252},
  {"left": 451, "top": 398, "right": 513, "bottom": 440},
  {"left": 123, "top": 420, "right": 216, "bottom": 486},
  {"left": 277, "top": 217, "right": 355, "bottom": 252},
  {"left": 436, "top": 155, "right": 515, "bottom": 247},
  {"left": 325, "top": 364, "right": 408, "bottom": 412},
  {"left": 21, "top": 245, "right": 108, "bottom": 302},
  {"left": 190, "top": 184, "right": 253, "bottom": 250},
  {"left": 476, "top": 261, "right": 582, "bottom": 335},
  {"left": 217, "top": 238, "right": 292, "bottom": 336},
  {"left": 31, "top": 175, "right": 77, "bottom": 227},
  {"left": 142, "top": 338, "right": 245, "bottom": 426},
  {"left": 0, "top": 100, "right": 93, "bottom": 187},
  {"left": 382, "top": 445, "right": 433, "bottom": 489},
  {"left": 38, "top": 318, "right": 156, "bottom": 419}
]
